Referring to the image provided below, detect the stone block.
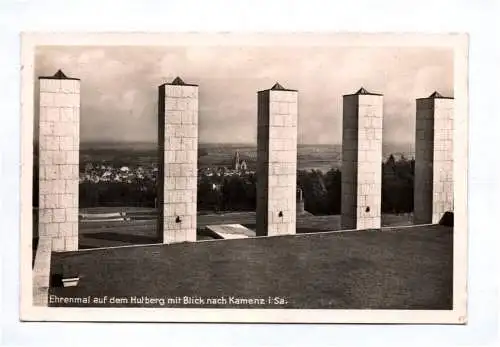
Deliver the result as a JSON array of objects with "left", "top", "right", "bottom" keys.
[
  {"left": 185, "top": 138, "right": 197, "bottom": 150},
  {"left": 39, "top": 136, "right": 56, "bottom": 151},
  {"left": 40, "top": 79, "right": 61, "bottom": 93},
  {"left": 169, "top": 137, "right": 182, "bottom": 151},
  {"left": 64, "top": 180, "right": 78, "bottom": 195},
  {"left": 65, "top": 208, "right": 78, "bottom": 222},
  {"left": 165, "top": 179, "right": 176, "bottom": 190},
  {"left": 181, "top": 87, "right": 197, "bottom": 98},
  {"left": 180, "top": 111, "right": 192, "bottom": 124},
  {"left": 58, "top": 194, "right": 75, "bottom": 208},
  {"left": 58, "top": 136, "right": 74, "bottom": 151},
  {"left": 175, "top": 177, "right": 187, "bottom": 190},
  {"left": 52, "top": 208, "right": 66, "bottom": 223},
  {"left": 58, "top": 165, "right": 74, "bottom": 179},
  {"left": 179, "top": 163, "right": 196, "bottom": 177},
  {"left": 165, "top": 150, "right": 176, "bottom": 163},
  {"left": 39, "top": 122, "right": 55, "bottom": 137},
  {"left": 175, "top": 150, "right": 188, "bottom": 163},
  {"left": 50, "top": 152, "right": 65, "bottom": 165},
  {"left": 64, "top": 236, "right": 78, "bottom": 251},
  {"left": 58, "top": 222, "right": 73, "bottom": 236},
  {"left": 40, "top": 165, "right": 58, "bottom": 181},
  {"left": 39, "top": 93, "right": 55, "bottom": 107},
  {"left": 168, "top": 111, "right": 183, "bottom": 124},
  {"left": 43, "top": 107, "right": 60, "bottom": 122},
  {"left": 188, "top": 100, "right": 198, "bottom": 112},
  {"left": 51, "top": 237, "right": 65, "bottom": 252},
  {"left": 65, "top": 151, "right": 79, "bottom": 165}
]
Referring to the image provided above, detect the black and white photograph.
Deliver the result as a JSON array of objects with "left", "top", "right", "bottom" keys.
[{"left": 20, "top": 33, "right": 468, "bottom": 323}]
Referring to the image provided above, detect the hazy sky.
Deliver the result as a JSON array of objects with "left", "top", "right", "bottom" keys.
[{"left": 35, "top": 46, "right": 453, "bottom": 145}]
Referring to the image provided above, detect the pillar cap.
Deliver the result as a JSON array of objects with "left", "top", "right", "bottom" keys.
[
  {"left": 343, "top": 87, "right": 383, "bottom": 96},
  {"left": 39, "top": 69, "right": 80, "bottom": 80},
  {"left": 417, "top": 91, "right": 454, "bottom": 100},
  {"left": 160, "top": 76, "right": 198, "bottom": 87},
  {"left": 258, "top": 81, "right": 297, "bottom": 93}
]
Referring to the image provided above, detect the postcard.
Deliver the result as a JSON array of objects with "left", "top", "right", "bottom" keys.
[{"left": 20, "top": 32, "right": 468, "bottom": 323}]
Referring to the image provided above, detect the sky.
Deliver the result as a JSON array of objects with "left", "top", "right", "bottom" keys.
[{"left": 35, "top": 45, "right": 453, "bottom": 145}]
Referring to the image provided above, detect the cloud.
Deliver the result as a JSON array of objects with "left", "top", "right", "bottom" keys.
[{"left": 35, "top": 46, "right": 453, "bottom": 144}]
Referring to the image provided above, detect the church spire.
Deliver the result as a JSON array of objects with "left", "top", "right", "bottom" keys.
[{"left": 233, "top": 150, "right": 241, "bottom": 171}]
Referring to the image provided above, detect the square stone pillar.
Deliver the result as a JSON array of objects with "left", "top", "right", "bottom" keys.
[
  {"left": 341, "top": 88, "right": 383, "bottom": 230},
  {"left": 158, "top": 77, "right": 198, "bottom": 243},
  {"left": 256, "top": 82, "right": 298, "bottom": 237},
  {"left": 414, "top": 92, "right": 454, "bottom": 224},
  {"left": 38, "top": 70, "right": 80, "bottom": 251}
]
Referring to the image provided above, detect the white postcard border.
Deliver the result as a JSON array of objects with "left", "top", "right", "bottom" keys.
[{"left": 19, "top": 32, "right": 468, "bottom": 324}]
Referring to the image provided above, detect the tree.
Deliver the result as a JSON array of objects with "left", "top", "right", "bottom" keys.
[
  {"left": 324, "top": 168, "right": 341, "bottom": 214},
  {"left": 298, "top": 170, "right": 329, "bottom": 215}
]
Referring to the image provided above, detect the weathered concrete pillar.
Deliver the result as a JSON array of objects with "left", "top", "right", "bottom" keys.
[
  {"left": 158, "top": 77, "right": 198, "bottom": 243},
  {"left": 296, "top": 187, "right": 305, "bottom": 214},
  {"left": 341, "top": 87, "right": 383, "bottom": 230},
  {"left": 256, "top": 82, "right": 298, "bottom": 236},
  {"left": 414, "top": 92, "right": 454, "bottom": 224},
  {"left": 38, "top": 70, "right": 80, "bottom": 251}
]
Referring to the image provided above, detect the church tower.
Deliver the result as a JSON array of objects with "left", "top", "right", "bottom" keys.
[{"left": 233, "top": 150, "right": 241, "bottom": 171}]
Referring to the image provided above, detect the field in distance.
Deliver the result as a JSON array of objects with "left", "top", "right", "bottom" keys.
[{"left": 80, "top": 141, "right": 415, "bottom": 172}]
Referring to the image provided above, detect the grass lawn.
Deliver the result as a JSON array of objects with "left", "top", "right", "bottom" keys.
[{"left": 49, "top": 224, "right": 453, "bottom": 310}]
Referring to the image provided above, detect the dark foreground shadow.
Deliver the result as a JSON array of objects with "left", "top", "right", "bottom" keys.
[
  {"left": 83, "top": 232, "right": 158, "bottom": 244},
  {"left": 439, "top": 211, "right": 454, "bottom": 227}
]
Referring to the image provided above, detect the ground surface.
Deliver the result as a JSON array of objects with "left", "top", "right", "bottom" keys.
[
  {"left": 75, "top": 207, "right": 413, "bottom": 249},
  {"left": 49, "top": 224, "right": 453, "bottom": 310}
]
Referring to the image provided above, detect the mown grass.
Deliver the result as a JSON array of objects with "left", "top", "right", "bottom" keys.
[{"left": 50, "top": 224, "right": 452, "bottom": 310}]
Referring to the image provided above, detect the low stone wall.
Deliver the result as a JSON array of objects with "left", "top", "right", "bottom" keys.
[
  {"left": 79, "top": 211, "right": 128, "bottom": 222},
  {"left": 79, "top": 211, "right": 124, "bottom": 219},
  {"left": 32, "top": 236, "right": 52, "bottom": 306}
]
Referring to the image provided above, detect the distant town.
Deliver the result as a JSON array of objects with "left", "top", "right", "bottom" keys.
[{"left": 79, "top": 150, "right": 254, "bottom": 184}]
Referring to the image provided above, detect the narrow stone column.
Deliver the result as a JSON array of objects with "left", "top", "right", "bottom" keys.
[
  {"left": 414, "top": 92, "right": 454, "bottom": 224},
  {"left": 38, "top": 70, "right": 80, "bottom": 251},
  {"left": 256, "top": 82, "right": 298, "bottom": 237},
  {"left": 158, "top": 77, "right": 198, "bottom": 243},
  {"left": 296, "top": 187, "right": 305, "bottom": 214},
  {"left": 341, "top": 87, "right": 383, "bottom": 230}
]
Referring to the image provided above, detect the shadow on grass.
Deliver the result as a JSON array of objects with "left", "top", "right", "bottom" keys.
[
  {"left": 79, "top": 229, "right": 219, "bottom": 249},
  {"left": 83, "top": 232, "right": 158, "bottom": 244}
]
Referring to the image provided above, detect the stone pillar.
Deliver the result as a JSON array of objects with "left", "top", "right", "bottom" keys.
[
  {"left": 38, "top": 70, "right": 80, "bottom": 251},
  {"left": 296, "top": 187, "right": 305, "bottom": 214},
  {"left": 256, "top": 82, "right": 298, "bottom": 237},
  {"left": 341, "top": 87, "right": 383, "bottom": 230},
  {"left": 158, "top": 77, "right": 198, "bottom": 243},
  {"left": 414, "top": 92, "right": 454, "bottom": 224}
]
